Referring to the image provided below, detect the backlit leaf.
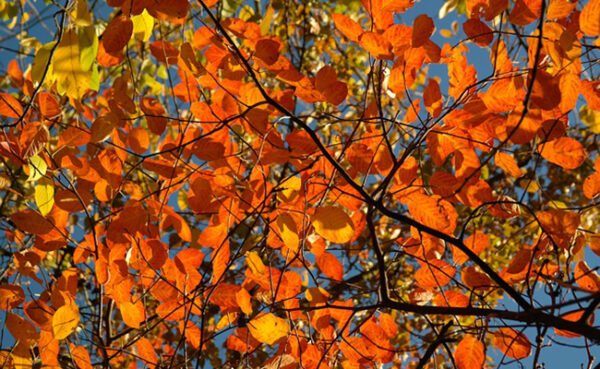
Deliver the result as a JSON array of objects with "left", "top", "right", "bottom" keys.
[
  {"left": 248, "top": 313, "right": 289, "bottom": 345},
  {"left": 311, "top": 206, "right": 355, "bottom": 244},
  {"left": 493, "top": 328, "right": 531, "bottom": 359},
  {"left": 455, "top": 335, "right": 484, "bottom": 369},
  {"left": 539, "top": 137, "right": 586, "bottom": 169},
  {"left": 52, "top": 303, "right": 80, "bottom": 340},
  {"left": 54, "top": 29, "right": 90, "bottom": 99}
]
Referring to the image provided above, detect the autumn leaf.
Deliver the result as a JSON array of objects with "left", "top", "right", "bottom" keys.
[
  {"left": 0, "top": 93, "right": 23, "bottom": 119},
  {"left": 7, "top": 312, "right": 40, "bottom": 342},
  {"left": 102, "top": 15, "right": 133, "bottom": 53},
  {"left": 493, "top": 328, "right": 531, "bottom": 359},
  {"left": 0, "top": 285, "right": 25, "bottom": 310},
  {"left": 311, "top": 206, "right": 355, "bottom": 244},
  {"left": 539, "top": 137, "right": 586, "bottom": 169},
  {"left": 455, "top": 335, "right": 485, "bottom": 369},
  {"left": 248, "top": 313, "right": 289, "bottom": 345},
  {"left": 53, "top": 29, "right": 91, "bottom": 99},
  {"left": 415, "top": 259, "right": 456, "bottom": 290},
  {"left": 412, "top": 14, "right": 434, "bottom": 47},
  {"left": 120, "top": 300, "right": 145, "bottom": 329},
  {"left": 580, "top": 0, "right": 600, "bottom": 36},
  {"left": 332, "top": 13, "right": 364, "bottom": 42},
  {"left": 52, "top": 302, "right": 80, "bottom": 340}
]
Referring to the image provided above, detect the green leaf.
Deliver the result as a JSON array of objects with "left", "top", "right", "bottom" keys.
[{"left": 79, "top": 25, "right": 98, "bottom": 71}]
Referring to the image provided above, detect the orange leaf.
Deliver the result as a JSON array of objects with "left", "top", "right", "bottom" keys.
[
  {"left": 547, "top": 0, "right": 577, "bottom": 19},
  {"left": 461, "top": 266, "right": 492, "bottom": 290},
  {"left": 70, "top": 345, "right": 93, "bottom": 369},
  {"left": 317, "top": 251, "right": 344, "bottom": 281},
  {"left": 495, "top": 152, "right": 523, "bottom": 178},
  {"left": 538, "top": 137, "right": 586, "bottom": 169},
  {"left": 412, "top": 14, "right": 434, "bottom": 47},
  {"left": 37, "top": 92, "right": 61, "bottom": 119},
  {"left": 509, "top": 0, "right": 542, "bottom": 26},
  {"left": 102, "top": 15, "right": 133, "bottom": 54},
  {"left": 455, "top": 335, "right": 485, "bottom": 369},
  {"left": 24, "top": 299, "right": 53, "bottom": 331},
  {"left": 493, "top": 328, "right": 531, "bottom": 359},
  {"left": 120, "top": 300, "right": 145, "bottom": 328},
  {"left": 254, "top": 38, "right": 281, "bottom": 65},
  {"left": 0, "top": 284, "right": 25, "bottom": 310},
  {"left": 236, "top": 288, "right": 253, "bottom": 315},
  {"left": 359, "top": 32, "right": 394, "bottom": 60},
  {"left": 136, "top": 337, "right": 158, "bottom": 368},
  {"left": 128, "top": 127, "right": 150, "bottom": 154},
  {"left": 311, "top": 206, "right": 355, "bottom": 244},
  {"left": 453, "top": 231, "right": 489, "bottom": 265},
  {"left": 332, "top": 13, "right": 364, "bottom": 42},
  {"left": 0, "top": 93, "right": 23, "bottom": 119},
  {"left": 574, "top": 261, "right": 600, "bottom": 293},
  {"left": 91, "top": 113, "right": 118, "bottom": 143},
  {"left": 150, "top": 40, "right": 180, "bottom": 64},
  {"left": 141, "top": 97, "right": 168, "bottom": 135},
  {"left": 423, "top": 78, "right": 442, "bottom": 118},
  {"left": 408, "top": 194, "right": 457, "bottom": 235},
  {"left": 379, "top": 313, "right": 398, "bottom": 338},
  {"left": 463, "top": 18, "right": 494, "bottom": 47},
  {"left": 6, "top": 313, "right": 40, "bottom": 342},
  {"left": 11, "top": 209, "right": 54, "bottom": 235},
  {"left": 537, "top": 208, "right": 580, "bottom": 239},
  {"left": 584, "top": 172, "right": 600, "bottom": 199},
  {"left": 580, "top": 0, "right": 600, "bottom": 36},
  {"left": 381, "top": 0, "right": 414, "bottom": 13},
  {"left": 414, "top": 259, "right": 456, "bottom": 290},
  {"left": 315, "top": 65, "right": 348, "bottom": 105},
  {"left": 555, "top": 310, "right": 594, "bottom": 338},
  {"left": 433, "top": 290, "right": 469, "bottom": 307}
]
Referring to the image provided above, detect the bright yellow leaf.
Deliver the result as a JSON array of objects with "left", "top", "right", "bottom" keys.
[
  {"left": 35, "top": 178, "right": 54, "bottom": 216},
  {"left": 52, "top": 303, "right": 80, "bottom": 340},
  {"left": 248, "top": 313, "right": 289, "bottom": 345},
  {"left": 53, "top": 29, "right": 91, "bottom": 100}
]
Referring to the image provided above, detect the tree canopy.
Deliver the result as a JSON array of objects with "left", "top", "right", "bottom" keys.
[{"left": 1, "top": 0, "right": 600, "bottom": 368}]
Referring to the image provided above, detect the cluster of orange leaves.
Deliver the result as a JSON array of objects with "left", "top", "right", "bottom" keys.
[{"left": 0, "top": 0, "right": 600, "bottom": 368}]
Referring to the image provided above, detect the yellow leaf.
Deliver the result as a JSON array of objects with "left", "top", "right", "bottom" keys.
[
  {"left": 53, "top": 29, "right": 91, "bottom": 100},
  {"left": 246, "top": 251, "right": 265, "bottom": 275},
  {"left": 52, "top": 303, "right": 80, "bottom": 340},
  {"left": 132, "top": 9, "right": 154, "bottom": 42},
  {"left": 248, "top": 313, "right": 288, "bottom": 345},
  {"left": 35, "top": 178, "right": 54, "bottom": 216},
  {"left": 311, "top": 206, "right": 355, "bottom": 244},
  {"left": 73, "top": 0, "right": 92, "bottom": 27},
  {"left": 276, "top": 212, "right": 299, "bottom": 251},
  {"left": 27, "top": 155, "right": 47, "bottom": 182},
  {"left": 278, "top": 176, "right": 301, "bottom": 203},
  {"left": 580, "top": 105, "right": 600, "bottom": 134},
  {"left": 32, "top": 41, "right": 56, "bottom": 87}
]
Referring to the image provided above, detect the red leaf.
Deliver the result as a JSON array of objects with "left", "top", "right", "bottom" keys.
[
  {"left": 102, "top": 15, "right": 133, "bottom": 54},
  {"left": 412, "top": 14, "right": 434, "bottom": 47}
]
